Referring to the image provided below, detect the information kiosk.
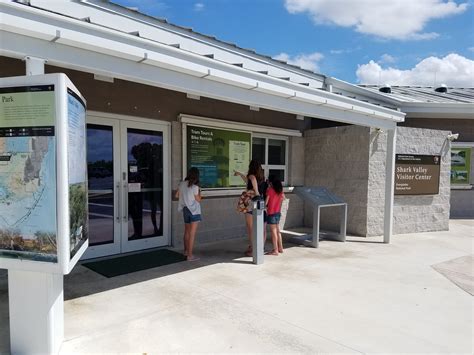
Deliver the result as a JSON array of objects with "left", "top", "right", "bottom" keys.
[{"left": 0, "top": 74, "right": 88, "bottom": 354}]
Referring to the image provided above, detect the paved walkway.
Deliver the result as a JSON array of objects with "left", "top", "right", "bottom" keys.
[{"left": 0, "top": 220, "right": 472, "bottom": 353}]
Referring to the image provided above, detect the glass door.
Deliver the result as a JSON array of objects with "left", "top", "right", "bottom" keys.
[
  {"left": 83, "top": 115, "right": 169, "bottom": 259},
  {"left": 83, "top": 117, "right": 121, "bottom": 259},
  {"left": 120, "top": 121, "right": 169, "bottom": 253}
]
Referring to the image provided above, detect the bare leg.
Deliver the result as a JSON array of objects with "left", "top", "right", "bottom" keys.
[
  {"left": 277, "top": 225, "right": 284, "bottom": 253},
  {"left": 183, "top": 223, "right": 190, "bottom": 256},
  {"left": 266, "top": 225, "right": 278, "bottom": 255},
  {"left": 245, "top": 213, "right": 253, "bottom": 255},
  {"left": 187, "top": 222, "right": 199, "bottom": 260}
]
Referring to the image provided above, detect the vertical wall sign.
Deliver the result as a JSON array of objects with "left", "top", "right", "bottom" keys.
[
  {"left": 395, "top": 154, "right": 441, "bottom": 195},
  {"left": 451, "top": 147, "right": 471, "bottom": 185},
  {"left": 186, "top": 125, "right": 251, "bottom": 188}
]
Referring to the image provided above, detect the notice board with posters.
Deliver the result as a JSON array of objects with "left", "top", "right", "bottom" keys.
[
  {"left": 451, "top": 147, "right": 471, "bottom": 185},
  {"left": 395, "top": 154, "right": 441, "bottom": 195},
  {"left": 186, "top": 125, "right": 251, "bottom": 188},
  {"left": 0, "top": 73, "right": 88, "bottom": 275}
]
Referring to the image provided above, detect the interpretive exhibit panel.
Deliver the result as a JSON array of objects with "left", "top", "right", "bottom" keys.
[
  {"left": 395, "top": 154, "right": 441, "bottom": 195},
  {"left": 0, "top": 74, "right": 88, "bottom": 274},
  {"left": 186, "top": 125, "right": 251, "bottom": 188},
  {"left": 451, "top": 147, "right": 471, "bottom": 185},
  {"left": 0, "top": 85, "right": 58, "bottom": 262}
]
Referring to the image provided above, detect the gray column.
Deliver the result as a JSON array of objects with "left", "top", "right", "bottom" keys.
[{"left": 384, "top": 127, "right": 397, "bottom": 243}]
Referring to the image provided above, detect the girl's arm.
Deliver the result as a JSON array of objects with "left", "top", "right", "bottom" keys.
[
  {"left": 233, "top": 170, "right": 248, "bottom": 183},
  {"left": 194, "top": 185, "right": 202, "bottom": 202},
  {"left": 174, "top": 188, "right": 180, "bottom": 200},
  {"left": 249, "top": 175, "right": 260, "bottom": 196}
]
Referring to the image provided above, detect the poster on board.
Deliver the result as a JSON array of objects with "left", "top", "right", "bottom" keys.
[
  {"left": 451, "top": 147, "right": 471, "bottom": 185},
  {"left": 67, "top": 88, "right": 88, "bottom": 259},
  {"left": 0, "top": 85, "right": 58, "bottom": 262},
  {"left": 395, "top": 154, "right": 441, "bottom": 195},
  {"left": 187, "top": 125, "right": 251, "bottom": 188}
]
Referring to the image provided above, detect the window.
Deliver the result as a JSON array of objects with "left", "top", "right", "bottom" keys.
[{"left": 252, "top": 135, "right": 288, "bottom": 184}]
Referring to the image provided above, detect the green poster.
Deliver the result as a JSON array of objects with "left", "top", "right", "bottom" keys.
[
  {"left": 451, "top": 148, "right": 471, "bottom": 184},
  {"left": 0, "top": 86, "right": 55, "bottom": 127},
  {"left": 187, "top": 125, "right": 251, "bottom": 188}
]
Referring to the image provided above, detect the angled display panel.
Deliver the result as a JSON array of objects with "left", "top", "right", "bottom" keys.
[{"left": 0, "top": 74, "right": 88, "bottom": 274}]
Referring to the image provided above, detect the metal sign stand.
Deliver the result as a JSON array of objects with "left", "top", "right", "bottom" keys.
[
  {"left": 294, "top": 187, "right": 347, "bottom": 248},
  {"left": 252, "top": 198, "right": 265, "bottom": 265}
]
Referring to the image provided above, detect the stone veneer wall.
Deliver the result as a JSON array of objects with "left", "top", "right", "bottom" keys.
[
  {"left": 171, "top": 122, "right": 305, "bottom": 247},
  {"left": 366, "top": 127, "right": 451, "bottom": 236},
  {"left": 304, "top": 126, "right": 370, "bottom": 236},
  {"left": 304, "top": 125, "right": 451, "bottom": 237}
]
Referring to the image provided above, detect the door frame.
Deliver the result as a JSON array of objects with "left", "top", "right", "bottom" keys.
[{"left": 82, "top": 111, "right": 171, "bottom": 260}]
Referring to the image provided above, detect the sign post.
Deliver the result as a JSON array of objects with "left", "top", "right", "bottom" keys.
[{"left": 0, "top": 74, "right": 88, "bottom": 354}]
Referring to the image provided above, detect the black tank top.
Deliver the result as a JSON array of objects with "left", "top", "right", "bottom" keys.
[{"left": 247, "top": 176, "right": 268, "bottom": 197}]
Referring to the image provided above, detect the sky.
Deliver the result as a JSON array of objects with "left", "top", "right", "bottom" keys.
[{"left": 113, "top": 0, "right": 474, "bottom": 87}]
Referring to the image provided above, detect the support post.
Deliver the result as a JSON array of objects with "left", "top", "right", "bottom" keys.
[
  {"left": 23, "top": 56, "right": 46, "bottom": 76},
  {"left": 384, "top": 127, "right": 397, "bottom": 243},
  {"left": 252, "top": 199, "right": 265, "bottom": 264},
  {"left": 311, "top": 207, "right": 320, "bottom": 248},
  {"left": 8, "top": 270, "right": 64, "bottom": 354}
]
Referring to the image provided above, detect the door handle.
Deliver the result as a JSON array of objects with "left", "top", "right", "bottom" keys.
[
  {"left": 123, "top": 182, "right": 128, "bottom": 221},
  {"left": 116, "top": 182, "right": 121, "bottom": 222}
]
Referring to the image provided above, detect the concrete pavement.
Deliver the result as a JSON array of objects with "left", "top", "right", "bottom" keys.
[{"left": 0, "top": 219, "right": 472, "bottom": 353}]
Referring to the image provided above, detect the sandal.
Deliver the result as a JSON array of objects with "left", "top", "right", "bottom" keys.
[{"left": 265, "top": 250, "right": 279, "bottom": 256}]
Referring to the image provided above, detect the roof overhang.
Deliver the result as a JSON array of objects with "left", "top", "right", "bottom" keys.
[
  {"left": 399, "top": 103, "right": 474, "bottom": 119},
  {"left": 0, "top": 1, "right": 404, "bottom": 129}
]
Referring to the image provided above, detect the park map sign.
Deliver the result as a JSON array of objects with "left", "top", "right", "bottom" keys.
[
  {"left": 0, "top": 85, "right": 58, "bottom": 262},
  {"left": 0, "top": 75, "right": 88, "bottom": 272},
  {"left": 186, "top": 125, "right": 251, "bottom": 188},
  {"left": 395, "top": 154, "right": 441, "bottom": 195}
]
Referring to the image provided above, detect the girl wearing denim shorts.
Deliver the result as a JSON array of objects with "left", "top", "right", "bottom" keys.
[
  {"left": 176, "top": 167, "right": 202, "bottom": 261},
  {"left": 265, "top": 176, "right": 285, "bottom": 256}
]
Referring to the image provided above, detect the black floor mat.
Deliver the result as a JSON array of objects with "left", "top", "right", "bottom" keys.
[{"left": 82, "top": 249, "right": 186, "bottom": 278}]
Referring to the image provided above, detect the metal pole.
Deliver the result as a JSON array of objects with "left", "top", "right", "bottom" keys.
[
  {"left": 384, "top": 127, "right": 397, "bottom": 243},
  {"left": 252, "top": 199, "right": 264, "bottom": 264}
]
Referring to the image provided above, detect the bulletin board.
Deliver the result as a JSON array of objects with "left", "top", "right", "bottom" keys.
[{"left": 185, "top": 125, "right": 251, "bottom": 188}]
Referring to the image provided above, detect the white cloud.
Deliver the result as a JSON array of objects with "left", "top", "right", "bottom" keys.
[
  {"left": 273, "top": 52, "right": 324, "bottom": 72},
  {"left": 284, "top": 0, "right": 468, "bottom": 40},
  {"left": 194, "top": 2, "right": 205, "bottom": 11},
  {"left": 356, "top": 53, "right": 474, "bottom": 87},
  {"left": 379, "top": 54, "right": 397, "bottom": 64}
]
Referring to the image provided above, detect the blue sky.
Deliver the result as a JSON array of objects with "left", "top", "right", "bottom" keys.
[{"left": 113, "top": 0, "right": 474, "bottom": 87}]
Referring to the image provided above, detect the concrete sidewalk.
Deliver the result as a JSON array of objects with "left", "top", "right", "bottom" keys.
[{"left": 0, "top": 220, "right": 473, "bottom": 353}]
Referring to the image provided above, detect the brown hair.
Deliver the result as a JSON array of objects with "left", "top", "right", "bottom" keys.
[
  {"left": 186, "top": 167, "right": 200, "bottom": 187},
  {"left": 247, "top": 159, "right": 264, "bottom": 182}
]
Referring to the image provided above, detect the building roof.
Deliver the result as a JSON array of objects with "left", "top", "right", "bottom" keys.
[
  {"left": 359, "top": 85, "right": 474, "bottom": 104},
  {"left": 1, "top": 0, "right": 405, "bottom": 128}
]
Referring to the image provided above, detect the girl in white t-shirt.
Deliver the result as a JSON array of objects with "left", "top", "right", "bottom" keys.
[{"left": 175, "top": 167, "right": 202, "bottom": 261}]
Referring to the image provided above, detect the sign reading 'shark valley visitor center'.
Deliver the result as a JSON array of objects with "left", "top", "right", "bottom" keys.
[{"left": 395, "top": 154, "right": 441, "bottom": 195}]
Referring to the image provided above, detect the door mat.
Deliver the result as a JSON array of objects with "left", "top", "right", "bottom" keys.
[{"left": 82, "top": 249, "right": 186, "bottom": 278}]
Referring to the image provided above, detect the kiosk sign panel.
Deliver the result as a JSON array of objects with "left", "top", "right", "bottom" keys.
[
  {"left": 395, "top": 154, "right": 441, "bottom": 195},
  {"left": 186, "top": 125, "right": 251, "bottom": 188},
  {"left": 0, "top": 85, "right": 58, "bottom": 262},
  {"left": 0, "top": 74, "right": 88, "bottom": 274}
]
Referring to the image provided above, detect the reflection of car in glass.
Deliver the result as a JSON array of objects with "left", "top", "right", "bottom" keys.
[
  {"left": 89, "top": 167, "right": 110, "bottom": 178},
  {"left": 451, "top": 154, "right": 465, "bottom": 166}
]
